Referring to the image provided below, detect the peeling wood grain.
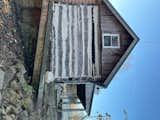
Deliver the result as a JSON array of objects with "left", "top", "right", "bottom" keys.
[
  {"left": 32, "top": 0, "right": 49, "bottom": 89},
  {"left": 50, "top": 4, "right": 100, "bottom": 81}
]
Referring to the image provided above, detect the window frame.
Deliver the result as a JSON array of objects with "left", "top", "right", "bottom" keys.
[{"left": 102, "top": 33, "right": 120, "bottom": 48}]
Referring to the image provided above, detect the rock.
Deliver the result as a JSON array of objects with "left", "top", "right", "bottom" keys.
[
  {"left": 10, "top": 80, "right": 20, "bottom": 91},
  {"left": 29, "top": 110, "right": 41, "bottom": 120},
  {"left": 15, "top": 63, "right": 26, "bottom": 75},
  {"left": 0, "top": 69, "right": 5, "bottom": 104},
  {"left": 1, "top": 106, "right": 7, "bottom": 115},
  {"left": 6, "top": 116, "right": 14, "bottom": 120},
  {"left": 0, "top": 69, "right": 5, "bottom": 90},
  {"left": 19, "top": 75, "right": 33, "bottom": 96},
  {"left": 0, "top": 63, "right": 35, "bottom": 119},
  {"left": 6, "top": 89, "right": 21, "bottom": 106},
  {"left": 17, "top": 110, "right": 29, "bottom": 120},
  {"left": 5, "top": 115, "right": 13, "bottom": 120},
  {"left": 10, "top": 114, "right": 16, "bottom": 120},
  {"left": 6, "top": 105, "right": 19, "bottom": 115},
  {"left": 21, "top": 97, "right": 33, "bottom": 112},
  {"left": 0, "top": 94, "right": 2, "bottom": 105},
  {"left": 0, "top": 1, "right": 41, "bottom": 119},
  {"left": 45, "top": 71, "right": 54, "bottom": 84},
  {"left": 4, "top": 68, "right": 15, "bottom": 88},
  {"left": 10, "top": 65, "right": 17, "bottom": 75},
  {"left": 16, "top": 63, "right": 27, "bottom": 83}
]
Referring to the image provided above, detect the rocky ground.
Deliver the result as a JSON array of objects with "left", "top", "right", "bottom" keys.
[
  {"left": 0, "top": 64, "right": 36, "bottom": 120},
  {"left": 0, "top": 1, "right": 40, "bottom": 120}
]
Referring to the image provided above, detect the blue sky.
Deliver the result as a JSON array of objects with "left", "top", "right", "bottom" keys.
[{"left": 91, "top": 0, "right": 160, "bottom": 120}]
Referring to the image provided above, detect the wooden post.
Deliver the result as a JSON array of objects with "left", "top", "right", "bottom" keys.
[{"left": 32, "top": 0, "right": 49, "bottom": 90}]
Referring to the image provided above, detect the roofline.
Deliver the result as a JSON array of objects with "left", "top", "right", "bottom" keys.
[
  {"left": 87, "top": 84, "right": 96, "bottom": 115},
  {"left": 103, "top": 0, "right": 139, "bottom": 40},
  {"left": 102, "top": 0, "right": 139, "bottom": 87},
  {"left": 103, "top": 37, "right": 138, "bottom": 87}
]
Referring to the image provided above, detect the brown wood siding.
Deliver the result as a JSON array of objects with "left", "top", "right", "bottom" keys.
[
  {"left": 15, "top": 0, "right": 42, "bottom": 8},
  {"left": 100, "top": 2, "right": 133, "bottom": 82}
]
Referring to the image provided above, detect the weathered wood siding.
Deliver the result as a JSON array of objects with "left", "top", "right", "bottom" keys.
[
  {"left": 15, "top": 0, "right": 42, "bottom": 8},
  {"left": 32, "top": 0, "right": 49, "bottom": 88},
  {"left": 50, "top": 4, "right": 100, "bottom": 81},
  {"left": 54, "top": 0, "right": 99, "bottom": 4},
  {"left": 100, "top": 2, "right": 133, "bottom": 82}
]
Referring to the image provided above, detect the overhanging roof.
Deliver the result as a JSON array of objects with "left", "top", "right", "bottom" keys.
[
  {"left": 77, "top": 84, "right": 95, "bottom": 115},
  {"left": 85, "top": 84, "right": 95, "bottom": 115},
  {"left": 102, "top": 0, "right": 139, "bottom": 87}
]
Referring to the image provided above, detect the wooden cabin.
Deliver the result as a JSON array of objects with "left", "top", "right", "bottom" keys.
[
  {"left": 33, "top": 0, "right": 138, "bottom": 87},
  {"left": 33, "top": 0, "right": 139, "bottom": 117}
]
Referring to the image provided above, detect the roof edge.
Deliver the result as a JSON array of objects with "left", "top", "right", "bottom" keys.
[
  {"left": 88, "top": 84, "right": 96, "bottom": 115},
  {"left": 102, "top": 0, "right": 139, "bottom": 87},
  {"left": 103, "top": 0, "right": 139, "bottom": 41},
  {"left": 103, "top": 38, "right": 138, "bottom": 87}
]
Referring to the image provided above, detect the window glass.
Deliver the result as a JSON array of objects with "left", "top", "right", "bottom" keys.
[
  {"left": 112, "top": 36, "right": 119, "bottom": 46},
  {"left": 104, "top": 36, "right": 111, "bottom": 46},
  {"left": 103, "top": 34, "right": 120, "bottom": 48}
]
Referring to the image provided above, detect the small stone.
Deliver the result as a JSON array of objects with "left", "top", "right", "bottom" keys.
[
  {"left": 1, "top": 106, "right": 7, "bottom": 115},
  {"left": 0, "top": 69, "right": 5, "bottom": 104},
  {"left": 18, "top": 110, "right": 29, "bottom": 120},
  {"left": 45, "top": 71, "right": 54, "bottom": 83},
  {"left": 5, "top": 115, "right": 13, "bottom": 120},
  {"left": 10, "top": 114, "right": 16, "bottom": 119},
  {"left": 8, "top": 89, "right": 21, "bottom": 105},
  {"left": 6, "top": 105, "right": 19, "bottom": 115},
  {"left": 21, "top": 97, "right": 33, "bottom": 112},
  {"left": 10, "top": 81, "right": 22, "bottom": 95},
  {"left": 4, "top": 68, "right": 15, "bottom": 87},
  {"left": 10, "top": 65, "right": 17, "bottom": 75},
  {"left": 0, "top": 94, "right": 2, "bottom": 104},
  {"left": 6, "top": 106, "right": 12, "bottom": 114},
  {"left": 15, "top": 63, "right": 26, "bottom": 75},
  {"left": 0, "top": 69, "right": 5, "bottom": 90}
]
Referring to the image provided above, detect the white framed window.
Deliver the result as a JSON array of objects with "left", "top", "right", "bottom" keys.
[{"left": 102, "top": 33, "right": 120, "bottom": 48}]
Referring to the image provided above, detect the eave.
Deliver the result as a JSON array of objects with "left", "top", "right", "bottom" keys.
[{"left": 102, "top": 0, "right": 139, "bottom": 87}]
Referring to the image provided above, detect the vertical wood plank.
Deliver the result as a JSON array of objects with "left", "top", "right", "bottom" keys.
[
  {"left": 74, "top": 6, "right": 78, "bottom": 77},
  {"left": 81, "top": 5, "right": 85, "bottom": 77},
  {"left": 93, "top": 6, "right": 100, "bottom": 77},
  {"left": 71, "top": 5, "right": 75, "bottom": 77},
  {"left": 54, "top": 5, "right": 60, "bottom": 78},
  {"left": 65, "top": 5, "right": 70, "bottom": 77},
  {"left": 87, "top": 6, "right": 93, "bottom": 77},
  {"left": 69, "top": 5, "right": 73, "bottom": 77},
  {"left": 77, "top": 6, "right": 83, "bottom": 77},
  {"left": 37, "top": 1, "right": 52, "bottom": 109},
  {"left": 58, "top": 5, "right": 63, "bottom": 77},
  {"left": 32, "top": 0, "right": 49, "bottom": 88},
  {"left": 62, "top": 5, "right": 68, "bottom": 77},
  {"left": 84, "top": 6, "right": 89, "bottom": 76},
  {"left": 51, "top": 4, "right": 100, "bottom": 80},
  {"left": 51, "top": 3, "right": 57, "bottom": 78}
]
